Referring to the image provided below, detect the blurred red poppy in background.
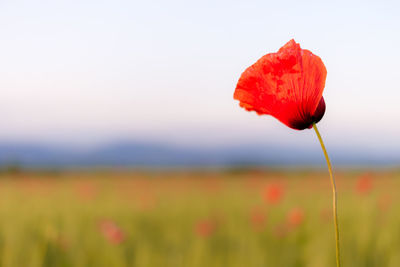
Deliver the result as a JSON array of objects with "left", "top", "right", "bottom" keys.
[
  {"left": 234, "top": 39, "right": 327, "bottom": 130},
  {"left": 249, "top": 206, "right": 267, "bottom": 231},
  {"left": 262, "top": 183, "right": 284, "bottom": 205},
  {"left": 75, "top": 181, "right": 98, "bottom": 201},
  {"left": 99, "top": 220, "right": 125, "bottom": 245},
  {"left": 195, "top": 219, "right": 218, "bottom": 238},
  {"left": 356, "top": 173, "right": 373, "bottom": 195},
  {"left": 287, "top": 207, "right": 304, "bottom": 227}
]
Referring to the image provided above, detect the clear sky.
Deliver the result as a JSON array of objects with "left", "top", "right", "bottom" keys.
[{"left": 0, "top": 0, "right": 399, "bottom": 153}]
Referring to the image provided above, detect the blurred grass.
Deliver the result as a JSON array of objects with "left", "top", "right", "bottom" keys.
[{"left": 0, "top": 169, "right": 397, "bottom": 266}]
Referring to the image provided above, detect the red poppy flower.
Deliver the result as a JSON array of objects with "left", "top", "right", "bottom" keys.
[
  {"left": 234, "top": 39, "right": 327, "bottom": 130},
  {"left": 235, "top": 41, "right": 341, "bottom": 267}
]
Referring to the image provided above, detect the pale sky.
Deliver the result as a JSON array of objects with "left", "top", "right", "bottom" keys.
[{"left": 0, "top": 0, "right": 399, "bottom": 152}]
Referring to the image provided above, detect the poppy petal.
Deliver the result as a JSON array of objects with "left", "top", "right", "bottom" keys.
[{"left": 234, "top": 39, "right": 327, "bottom": 130}]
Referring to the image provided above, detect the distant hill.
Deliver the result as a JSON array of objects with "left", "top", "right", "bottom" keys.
[{"left": 0, "top": 141, "right": 398, "bottom": 168}]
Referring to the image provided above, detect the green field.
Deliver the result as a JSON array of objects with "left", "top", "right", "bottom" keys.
[{"left": 0, "top": 169, "right": 397, "bottom": 267}]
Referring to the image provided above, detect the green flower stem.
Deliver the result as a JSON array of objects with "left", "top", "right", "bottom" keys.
[{"left": 313, "top": 123, "right": 341, "bottom": 267}]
